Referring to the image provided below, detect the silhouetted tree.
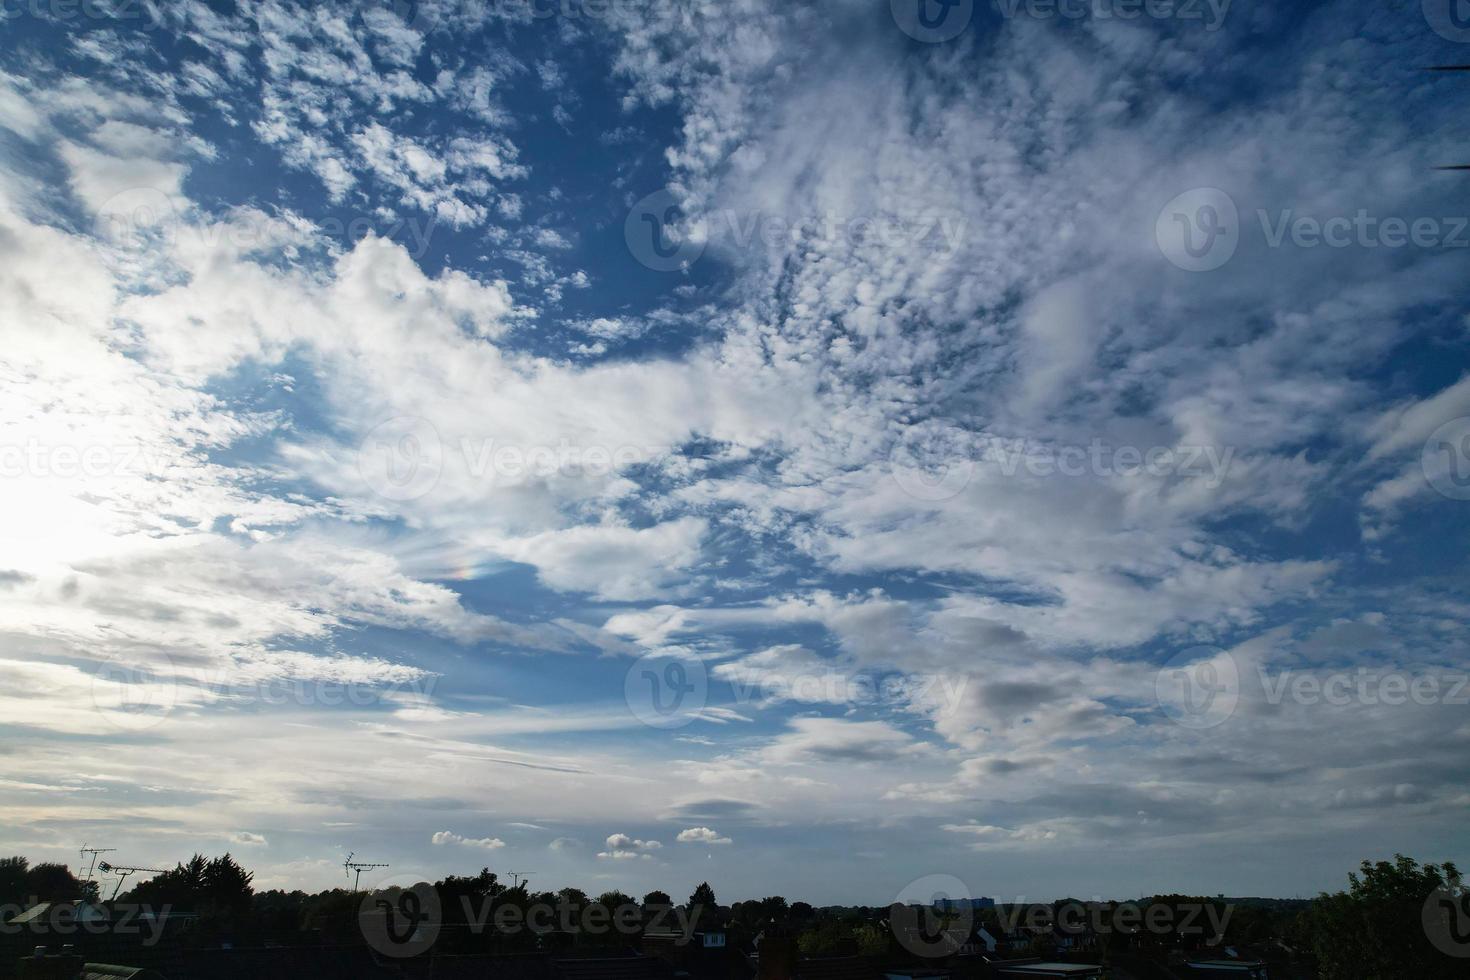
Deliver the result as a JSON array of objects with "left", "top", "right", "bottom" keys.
[
  {"left": 1298, "top": 855, "right": 1464, "bottom": 979},
  {"left": 597, "top": 890, "right": 635, "bottom": 910},
  {"left": 127, "top": 853, "right": 253, "bottom": 917},
  {"left": 0, "top": 857, "right": 30, "bottom": 909},
  {"left": 729, "top": 899, "right": 762, "bottom": 930},
  {"left": 437, "top": 868, "right": 502, "bottom": 926},
  {"left": 205, "top": 853, "right": 254, "bottom": 913},
  {"left": 23, "top": 862, "right": 87, "bottom": 904},
  {"left": 582, "top": 891, "right": 638, "bottom": 948},
  {"left": 688, "top": 881, "right": 717, "bottom": 929}
]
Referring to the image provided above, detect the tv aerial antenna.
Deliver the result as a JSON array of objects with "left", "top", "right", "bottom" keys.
[
  {"left": 79, "top": 845, "right": 116, "bottom": 888},
  {"left": 507, "top": 871, "right": 534, "bottom": 890},
  {"left": 344, "top": 852, "right": 390, "bottom": 893},
  {"left": 96, "top": 862, "right": 167, "bottom": 902}
]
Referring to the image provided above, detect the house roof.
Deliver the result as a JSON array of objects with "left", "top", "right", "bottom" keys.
[
  {"left": 175, "top": 944, "right": 400, "bottom": 980},
  {"left": 81, "top": 965, "right": 167, "bottom": 980},
  {"left": 11, "top": 903, "right": 54, "bottom": 924},
  {"left": 794, "top": 955, "right": 882, "bottom": 980},
  {"left": 12, "top": 902, "right": 110, "bottom": 924},
  {"left": 1184, "top": 961, "right": 1267, "bottom": 971},
  {"left": 419, "top": 953, "right": 554, "bottom": 980},
  {"left": 552, "top": 954, "right": 678, "bottom": 980}
]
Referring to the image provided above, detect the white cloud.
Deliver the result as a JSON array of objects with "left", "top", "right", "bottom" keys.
[
  {"left": 676, "top": 826, "right": 731, "bottom": 845},
  {"left": 502, "top": 519, "right": 708, "bottom": 601},
  {"left": 598, "top": 833, "right": 662, "bottom": 860},
  {"left": 432, "top": 831, "right": 507, "bottom": 850},
  {"left": 760, "top": 717, "right": 923, "bottom": 766}
]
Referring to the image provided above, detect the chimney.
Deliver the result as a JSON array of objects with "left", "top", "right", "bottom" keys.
[
  {"left": 758, "top": 927, "right": 798, "bottom": 980},
  {"left": 17, "top": 947, "right": 84, "bottom": 980}
]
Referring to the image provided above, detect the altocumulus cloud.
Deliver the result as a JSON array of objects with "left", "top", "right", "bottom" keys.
[{"left": 0, "top": 0, "right": 1466, "bottom": 903}]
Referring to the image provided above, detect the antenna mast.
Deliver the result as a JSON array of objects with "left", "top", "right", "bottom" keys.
[
  {"left": 79, "top": 844, "right": 116, "bottom": 893},
  {"left": 507, "top": 871, "right": 534, "bottom": 890},
  {"left": 343, "top": 852, "right": 390, "bottom": 893},
  {"left": 96, "top": 862, "right": 167, "bottom": 902}
]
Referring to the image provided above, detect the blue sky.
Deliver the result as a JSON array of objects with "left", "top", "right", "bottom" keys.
[{"left": 1, "top": 0, "right": 1468, "bottom": 905}]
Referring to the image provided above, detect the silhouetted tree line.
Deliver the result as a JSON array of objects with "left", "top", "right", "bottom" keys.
[{"left": 2, "top": 851, "right": 1465, "bottom": 976}]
